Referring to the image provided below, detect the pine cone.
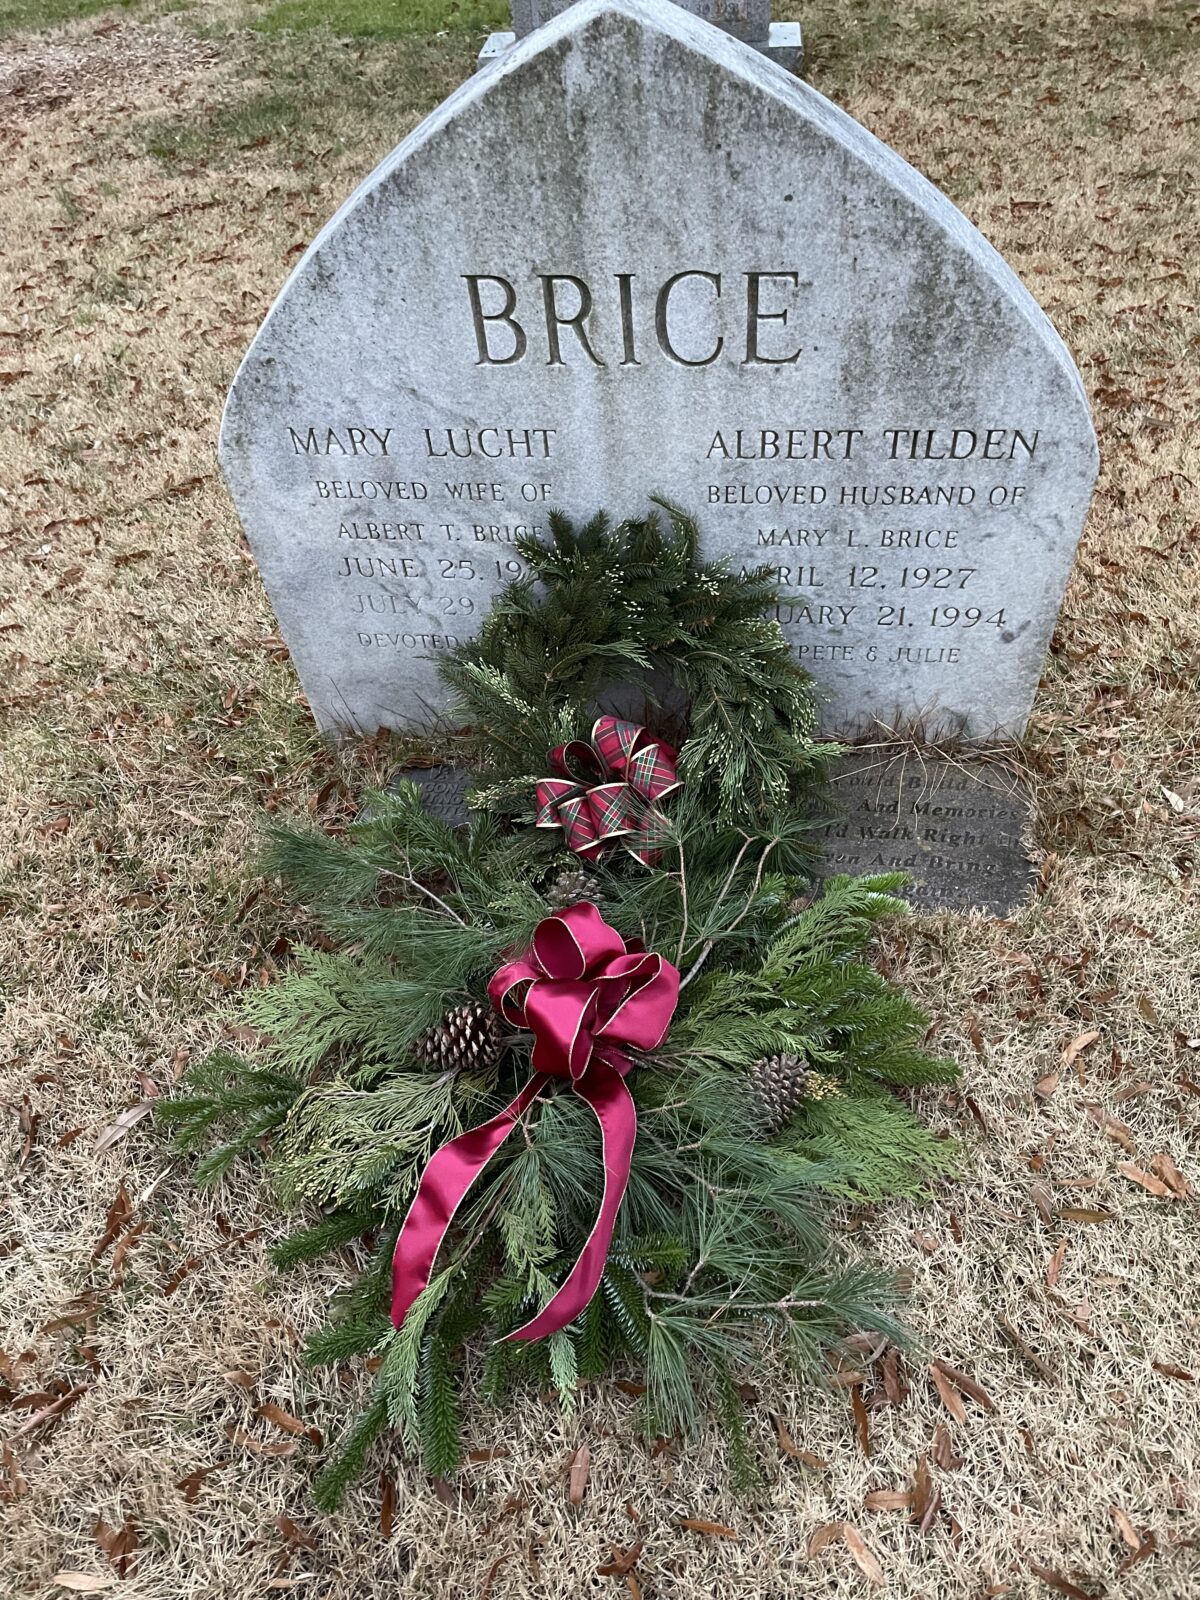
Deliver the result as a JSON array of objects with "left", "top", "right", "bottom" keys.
[
  {"left": 749, "top": 1051, "right": 812, "bottom": 1135},
  {"left": 546, "top": 862, "right": 601, "bottom": 909},
  {"left": 414, "top": 1002, "right": 503, "bottom": 1073}
]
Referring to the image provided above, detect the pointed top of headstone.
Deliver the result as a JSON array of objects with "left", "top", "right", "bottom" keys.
[{"left": 221, "top": 0, "right": 1096, "bottom": 740}]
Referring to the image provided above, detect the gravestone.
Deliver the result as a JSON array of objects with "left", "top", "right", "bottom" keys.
[
  {"left": 220, "top": 0, "right": 1097, "bottom": 752},
  {"left": 482, "top": 0, "right": 801, "bottom": 69},
  {"left": 813, "top": 751, "right": 1033, "bottom": 915}
]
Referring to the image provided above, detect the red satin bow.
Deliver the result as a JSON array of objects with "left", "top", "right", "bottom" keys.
[
  {"left": 390, "top": 903, "right": 680, "bottom": 1342},
  {"left": 535, "top": 716, "right": 680, "bottom": 866}
]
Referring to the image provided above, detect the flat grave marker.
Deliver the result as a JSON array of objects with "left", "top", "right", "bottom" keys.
[
  {"left": 390, "top": 764, "right": 473, "bottom": 828},
  {"left": 815, "top": 751, "right": 1034, "bottom": 916}
]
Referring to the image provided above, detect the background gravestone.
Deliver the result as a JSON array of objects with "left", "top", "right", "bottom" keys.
[
  {"left": 485, "top": 0, "right": 801, "bottom": 69},
  {"left": 220, "top": 0, "right": 1097, "bottom": 745}
]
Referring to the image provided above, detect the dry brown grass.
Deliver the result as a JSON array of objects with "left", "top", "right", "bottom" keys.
[{"left": 2, "top": 1, "right": 1198, "bottom": 1595}]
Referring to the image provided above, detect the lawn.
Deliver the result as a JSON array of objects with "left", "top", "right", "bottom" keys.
[{"left": 1, "top": 0, "right": 1198, "bottom": 1596}]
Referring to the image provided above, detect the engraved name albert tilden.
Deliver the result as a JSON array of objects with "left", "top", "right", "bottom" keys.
[{"left": 219, "top": 0, "right": 1097, "bottom": 739}]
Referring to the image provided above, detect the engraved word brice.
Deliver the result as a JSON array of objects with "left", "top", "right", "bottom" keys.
[{"left": 463, "top": 270, "right": 812, "bottom": 367}]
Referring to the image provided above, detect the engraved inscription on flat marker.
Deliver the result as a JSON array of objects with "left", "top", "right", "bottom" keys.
[
  {"left": 814, "top": 752, "right": 1034, "bottom": 916},
  {"left": 391, "top": 765, "right": 472, "bottom": 828},
  {"left": 220, "top": 0, "right": 1097, "bottom": 741}
]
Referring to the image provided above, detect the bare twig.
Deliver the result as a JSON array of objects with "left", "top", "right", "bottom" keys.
[
  {"left": 679, "top": 836, "right": 779, "bottom": 989},
  {"left": 380, "top": 868, "right": 467, "bottom": 926}
]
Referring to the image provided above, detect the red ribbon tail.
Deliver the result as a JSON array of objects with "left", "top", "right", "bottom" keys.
[
  {"left": 504, "top": 1058, "right": 636, "bottom": 1342},
  {"left": 390, "top": 1074, "right": 547, "bottom": 1329}
]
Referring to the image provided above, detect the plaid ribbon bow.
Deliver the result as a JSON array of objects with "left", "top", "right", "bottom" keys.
[{"left": 535, "top": 716, "right": 681, "bottom": 866}]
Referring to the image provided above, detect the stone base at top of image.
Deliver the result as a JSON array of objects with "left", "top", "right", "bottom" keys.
[{"left": 814, "top": 750, "right": 1034, "bottom": 916}]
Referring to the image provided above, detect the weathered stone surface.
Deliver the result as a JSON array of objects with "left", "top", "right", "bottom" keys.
[
  {"left": 813, "top": 750, "right": 1034, "bottom": 915},
  {"left": 220, "top": 0, "right": 1097, "bottom": 741}
]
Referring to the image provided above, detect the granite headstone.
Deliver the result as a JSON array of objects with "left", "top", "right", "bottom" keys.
[{"left": 220, "top": 0, "right": 1097, "bottom": 747}]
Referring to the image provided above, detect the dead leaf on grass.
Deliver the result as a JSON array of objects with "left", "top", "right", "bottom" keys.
[
  {"left": 94, "top": 1102, "right": 153, "bottom": 1154},
  {"left": 1027, "top": 1561, "right": 1097, "bottom": 1598},
  {"left": 851, "top": 1382, "right": 871, "bottom": 1456},
  {"left": 1047, "top": 1240, "right": 1068, "bottom": 1287},
  {"left": 677, "top": 1518, "right": 738, "bottom": 1539},
  {"left": 223, "top": 1426, "right": 299, "bottom": 1459},
  {"left": 911, "top": 1452, "right": 943, "bottom": 1532},
  {"left": 807, "top": 1522, "right": 844, "bottom": 1556},
  {"left": 998, "top": 1316, "right": 1056, "bottom": 1382},
  {"left": 1151, "top": 1360, "right": 1193, "bottom": 1382},
  {"left": 931, "top": 1423, "right": 962, "bottom": 1470},
  {"left": 50, "top": 1578, "right": 115, "bottom": 1594},
  {"left": 479, "top": 1551, "right": 513, "bottom": 1599},
  {"left": 933, "top": 1360, "right": 995, "bottom": 1411},
  {"left": 1117, "top": 1162, "right": 1174, "bottom": 1198},
  {"left": 842, "top": 1525, "right": 886, "bottom": 1588},
  {"left": 879, "top": 1346, "right": 908, "bottom": 1405},
  {"left": 1063, "top": 1030, "right": 1101, "bottom": 1074},
  {"left": 1118, "top": 1533, "right": 1158, "bottom": 1571},
  {"left": 774, "top": 1415, "right": 827, "bottom": 1470},
  {"left": 864, "top": 1488, "right": 912, "bottom": 1511},
  {"left": 378, "top": 1469, "right": 396, "bottom": 1537},
  {"left": 91, "top": 1183, "right": 132, "bottom": 1261},
  {"left": 12, "top": 1383, "right": 92, "bottom": 1438},
  {"left": 1110, "top": 1506, "right": 1141, "bottom": 1550},
  {"left": 568, "top": 1444, "right": 590, "bottom": 1506},
  {"left": 596, "top": 1540, "right": 644, "bottom": 1576},
  {"left": 93, "top": 1516, "right": 138, "bottom": 1576},
  {"left": 1150, "top": 1153, "right": 1191, "bottom": 1198},
  {"left": 930, "top": 1363, "right": 968, "bottom": 1423},
  {"left": 274, "top": 1514, "right": 317, "bottom": 1551},
  {"left": 0, "top": 1442, "right": 28, "bottom": 1502},
  {"left": 1083, "top": 1103, "right": 1134, "bottom": 1152},
  {"left": 17, "top": 1099, "right": 40, "bottom": 1166},
  {"left": 110, "top": 1221, "right": 147, "bottom": 1276},
  {"left": 176, "top": 1462, "right": 225, "bottom": 1503},
  {"left": 256, "top": 1401, "right": 315, "bottom": 1439}
]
